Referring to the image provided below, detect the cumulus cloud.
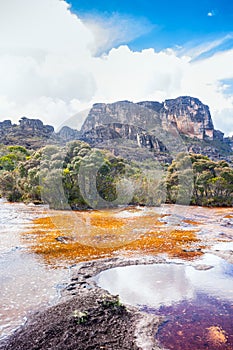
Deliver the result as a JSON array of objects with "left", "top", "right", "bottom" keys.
[{"left": 0, "top": 0, "right": 233, "bottom": 135}]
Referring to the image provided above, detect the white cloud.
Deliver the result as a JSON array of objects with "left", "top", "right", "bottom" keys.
[
  {"left": 82, "top": 13, "right": 154, "bottom": 55},
  {"left": 180, "top": 34, "right": 233, "bottom": 61},
  {"left": 207, "top": 10, "right": 215, "bottom": 17},
  {"left": 0, "top": 0, "right": 233, "bottom": 136},
  {"left": 0, "top": 0, "right": 93, "bottom": 54},
  {"left": 90, "top": 46, "right": 186, "bottom": 102}
]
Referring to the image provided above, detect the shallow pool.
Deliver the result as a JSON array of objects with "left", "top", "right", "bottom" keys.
[{"left": 95, "top": 254, "right": 233, "bottom": 349}]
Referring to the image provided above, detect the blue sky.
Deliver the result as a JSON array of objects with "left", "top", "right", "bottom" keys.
[
  {"left": 67, "top": 0, "right": 233, "bottom": 53},
  {"left": 0, "top": 0, "right": 233, "bottom": 135}
]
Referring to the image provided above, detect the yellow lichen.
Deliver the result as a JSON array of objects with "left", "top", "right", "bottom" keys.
[{"left": 206, "top": 326, "right": 228, "bottom": 345}]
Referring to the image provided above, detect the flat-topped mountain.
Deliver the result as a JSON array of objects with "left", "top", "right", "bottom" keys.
[
  {"left": 0, "top": 96, "right": 232, "bottom": 162},
  {"left": 79, "top": 96, "right": 231, "bottom": 162},
  {"left": 139, "top": 96, "right": 217, "bottom": 140},
  {"left": 82, "top": 96, "right": 221, "bottom": 141}
]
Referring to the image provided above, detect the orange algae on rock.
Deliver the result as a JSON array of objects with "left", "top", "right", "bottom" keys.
[
  {"left": 183, "top": 219, "right": 201, "bottom": 226},
  {"left": 122, "top": 228, "right": 201, "bottom": 259},
  {"left": 206, "top": 326, "right": 228, "bottom": 346},
  {"left": 22, "top": 209, "right": 203, "bottom": 267}
]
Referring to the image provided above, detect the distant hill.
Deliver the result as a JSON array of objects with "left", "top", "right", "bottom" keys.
[
  {"left": 0, "top": 117, "right": 56, "bottom": 149},
  {"left": 1, "top": 96, "right": 233, "bottom": 163}
]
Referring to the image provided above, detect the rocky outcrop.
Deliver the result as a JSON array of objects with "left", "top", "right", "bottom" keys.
[
  {"left": 0, "top": 120, "right": 12, "bottom": 130},
  {"left": 0, "top": 96, "right": 232, "bottom": 163},
  {"left": 163, "top": 96, "right": 214, "bottom": 139},
  {"left": 224, "top": 136, "right": 233, "bottom": 150},
  {"left": 213, "top": 130, "right": 224, "bottom": 141},
  {"left": 81, "top": 101, "right": 161, "bottom": 134},
  {"left": 139, "top": 96, "right": 215, "bottom": 140},
  {"left": 82, "top": 97, "right": 218, "bottom": 142},
  {"left": 77, "top": 97, "right": 233, "bottom": 163},
  {"left": 19, "top": 117, "right": 54, "bottom": 134},
  {"left": 81, "top": 122, "right": 168, "bottom": 153},
  {"left": 57, "top": 126, "right": 81, "bottom": 142},
  {"left": 0, "top": 117, "right": 55, "bottom": 148}
]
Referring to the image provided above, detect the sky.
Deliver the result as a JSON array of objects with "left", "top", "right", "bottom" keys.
[{"left": 0, "top": 0, "right": 233, "bottom": 134}]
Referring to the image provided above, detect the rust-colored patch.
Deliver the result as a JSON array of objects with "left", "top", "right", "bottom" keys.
[
  {"left": 90, "top": 216, "right": 125, "bottom": 228},
  {"left": 223, "top": 214, "right": 233, "bottom": 219},
  {"left": 206, "top": 326, "right": 228, "bottom": 346},
  {"left": 123, "top": 228, "right": 201, "bottom": 259},
  {"left": 155, "top": 294, "right": 233, "bottom": 350},
  {"left": 22, "top": 209, "right": 203, "bottom": 267},
  {"left": 183, "top": 219, "right": 201, "bottom": 226}
]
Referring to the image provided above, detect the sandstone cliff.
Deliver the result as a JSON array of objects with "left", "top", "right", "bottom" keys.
[
  {"left": 140, "top": 96, "right": 215, "bottom": 140},
  {"left": 0, "top": 117, "right": 55, "bottom": 149},
  {"left": 79, "top": 96, "right": 232, "bottom": 162},
  {"left": 0, "top": 97, "right": 232, "bottom": 163},
  {"left": 82, "top": 97, "right": 220, "bottom": 142}
]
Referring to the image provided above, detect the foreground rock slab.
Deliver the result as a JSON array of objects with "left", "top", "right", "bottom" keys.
[{"left": 0, "top": 256, "right": 165, "bottom": 350}]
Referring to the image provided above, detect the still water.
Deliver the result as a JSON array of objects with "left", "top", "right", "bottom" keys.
[
  {"left": 95, "top": 255, "right": 233, "bottom": 349},
  {"left": 95, "top": 254, "right": 233, "bottom": 307},
  {"left": 0, "top": 200, "right": 69, "bottom": 339},
  {"left": 0, "top": 199, "right": 233, "bottom": 345}
]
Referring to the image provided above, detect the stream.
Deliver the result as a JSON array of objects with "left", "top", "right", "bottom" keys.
[
  {"left": 0, "top": 199, "right": 233, "bottom": 347},
  {"left": 0, "top": 200, "right": 69, "bottom": 339}
]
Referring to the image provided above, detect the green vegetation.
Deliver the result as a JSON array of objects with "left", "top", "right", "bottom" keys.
[
  {"left": 99, "top": 294, "right": 126, "bottom": 314},
  {"left": 100, "top": 294, "right": 123, "bottom": 308},
  {"left": 166, "top": 153, "right": 233, "bottom": 206},
  {"left": 0, "top": 141, "right": 159, "bottom": 208},
  {"left": 0, "top": 142, "right": 232, "bottom": 207},
  {"left": 73, "top": 310, "right": 89, "bottom": 324}
]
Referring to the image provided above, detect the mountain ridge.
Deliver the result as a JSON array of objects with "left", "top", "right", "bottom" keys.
[{"left": 0, "top": 96, "right": 233, "bottom": 163}]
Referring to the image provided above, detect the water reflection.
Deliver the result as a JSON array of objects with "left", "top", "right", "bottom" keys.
[
  {"left": 95, "top": 255, "right": 233, "bottom": 307},
  {"left": 0, "top": 201, "right": 68, "bottom": 339},
  {"left": 0, "top": 250, "right": 67, "bottom": 338},
  {"left": 95, "top": 255, "right": 233, "bottom": 349},
  {"left": 155, "top": 293, "right": 233, "bottom": 350},
  {"left": 1, "top": 200, "right": 233, "bottom": 342}
]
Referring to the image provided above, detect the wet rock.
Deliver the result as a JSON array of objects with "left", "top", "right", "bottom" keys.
[
  {"left": 182, "top": 248, "right": 202, "bottom": 253},
  {"left": 193, "top": 264, "right": 214, "bottom": 271},
  {"left": 0, "top": 257, "right": 164, "bottom": 350},
  {"left": 55, "top": 236, "right": 71, "bottom": 244},
  {"left": 220, "top": 218, "right": 233, "bottom": 227}
]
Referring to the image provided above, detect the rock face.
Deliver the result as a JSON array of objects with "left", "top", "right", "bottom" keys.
[
  {"left": 80, "top": 101, "right": 169, "bottom": 161},
  {"left": 0, "top": 117, "right": 55, "bottom": 148},
  {"left": 19, "top": 117, "right": 54, "bottom": 134},
  {"left": 81, "top": 100, "right": 161, "bottom": 134},
  {"left": 57, "top": 126, "right": 81, "bottom": 142},
  {"left": 139, "top": 96, "right": 215, "bottom": 140},
  {"left": 82, "top": 97, "right": 217, "bottom": 142},
  {"left": 0, "top": 96, "right": 232, "bottom": 163},
  {"left": 78, "top": 96, "right": 232, "bottom": 163}
]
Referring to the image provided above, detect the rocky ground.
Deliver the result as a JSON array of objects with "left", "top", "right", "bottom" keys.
[
  {"left": 0, "top": 256, "right": 165, "bottom": 350},
  {"left": 0, "top": 248, "right": 232, "bottom": 350}
]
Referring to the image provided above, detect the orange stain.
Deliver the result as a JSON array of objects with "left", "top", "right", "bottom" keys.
[
  {"left": 223, "top": 214, "right": 233, "bottom": 219},
  {"left": 183, "top": 219, "right": 201, "bottom": 226},
  {"left": 22, "top": 209, "right": 203, "bottom": 267}
]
